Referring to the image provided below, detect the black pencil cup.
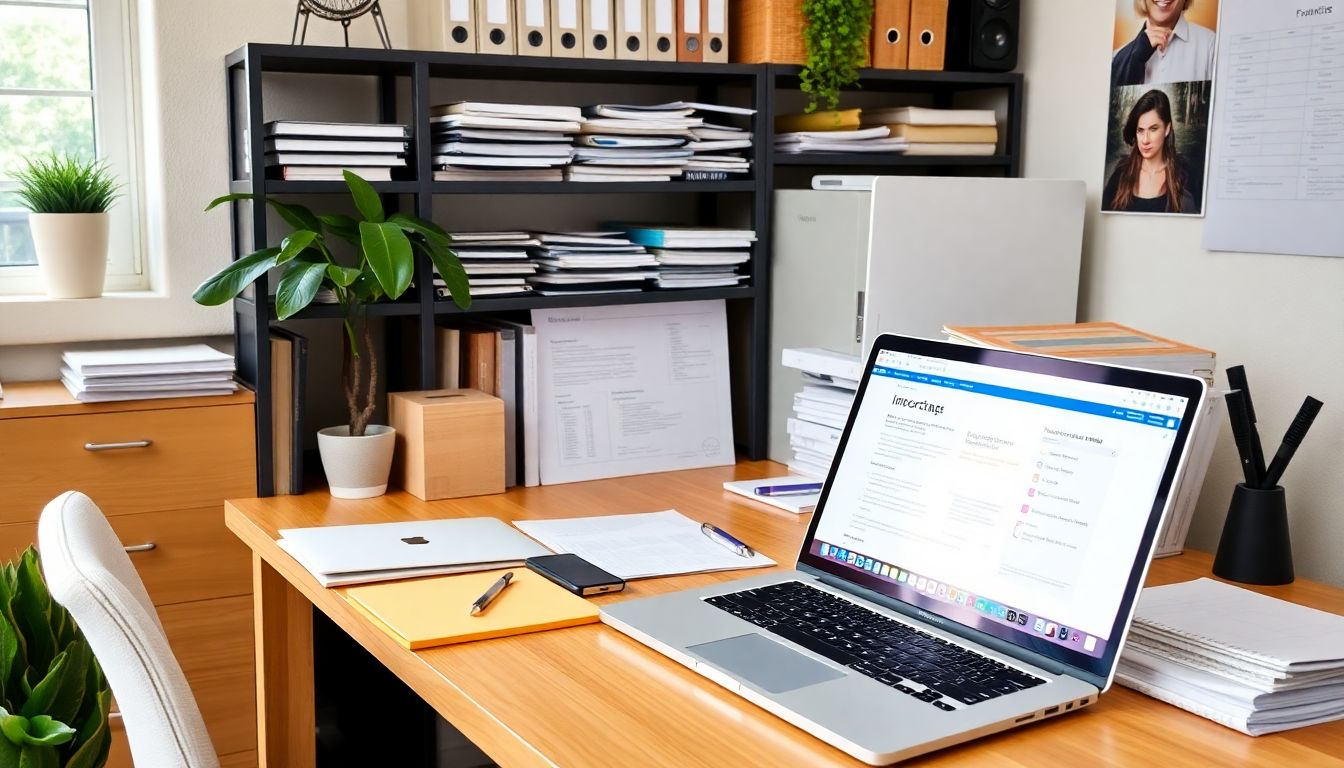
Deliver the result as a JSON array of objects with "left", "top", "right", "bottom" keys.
[{"left": 1212, "top": 484, "right": 1294, "bottom": 585}]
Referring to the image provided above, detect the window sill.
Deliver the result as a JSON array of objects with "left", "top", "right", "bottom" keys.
[
  {"left": 0, "top": 289, "right": 232, "bottom": 346},
  {"left": 0, "top": 289, "right": 161, "bottom": 305}
]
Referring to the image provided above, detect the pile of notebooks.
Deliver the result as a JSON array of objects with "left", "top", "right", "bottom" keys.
[
  {"left": 863, "top": 107, "right": 1000, "bottom": 157},
  {"left": 263, "top": 121, "right": 409, "bottom": 181},
  {"left": 621, "top": 225, "right": 754, "bottom": 289},
  {"left": 430, "top": 102, "right": 579, "bottom": 182},
  {"left": 774, "top": 109, "right": 909, "bottom": 155},
  {"left": 527, "top": 232, "right": 658, "bottom": 294},
  {"left": 779, "top": 347, "right": 862, "bottom": 478},
  {"left": 438, "top": 232, "right": 539, "bottom": 298},
  {"left": 1117, "top": 578, "right": 1344, "bottom": 736},
  {"left": 60, "top": 344, "right": 238, "bottom": 402},
  {"left": 572, "top": 103, "right": 701, "bottom": 182},
  {"left": 682, "top": 103, "right": 756, "bottom": 180}
]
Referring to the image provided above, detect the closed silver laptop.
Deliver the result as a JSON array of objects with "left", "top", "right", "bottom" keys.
[{"left": 602, "top": 334, "right": 1206, "bottom": 764}]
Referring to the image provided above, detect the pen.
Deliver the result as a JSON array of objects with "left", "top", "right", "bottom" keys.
[
  {"left": 469, "top": 571, "right": 514, "bottom": 616},
  {"left": 700, "top": 522, "right": 754, "bottom": 558},
  {"left": 1225, "top": 389, "right": 1259, "bottom": 487},
  {"left": 754, "top": 482, "right": 823, "bottom": 497},
  {"left": 1226, "top": 366, "right": 1267, "bottom": 480},
  {"left": 1260, "top": 396, "right": 1323, "bottom": 489}
]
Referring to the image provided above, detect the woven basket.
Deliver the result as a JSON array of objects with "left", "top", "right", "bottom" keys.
[{"left": 732, "top": 0, "right": 808, "bottom": 64}]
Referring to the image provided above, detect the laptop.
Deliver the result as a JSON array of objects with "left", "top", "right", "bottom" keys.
[{"left": 601, "top": 334, "right": 1206, "bottom": 764}]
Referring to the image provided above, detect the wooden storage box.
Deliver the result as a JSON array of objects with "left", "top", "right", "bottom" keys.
[
  {"left": 732, "top": 0, "right": 807, "bottom": 64},
  {"left": 389, "top": 389, "right": 505, "bottom": 500}
]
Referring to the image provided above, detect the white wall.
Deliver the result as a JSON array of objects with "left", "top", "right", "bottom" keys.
[{"left": 1019, "top": 3, "right": 1344, "bottom": 585}]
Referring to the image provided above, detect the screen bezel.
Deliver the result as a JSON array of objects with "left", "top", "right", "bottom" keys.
[{"left": 794, "top": 334, "right": 1206, "bottom": 687}]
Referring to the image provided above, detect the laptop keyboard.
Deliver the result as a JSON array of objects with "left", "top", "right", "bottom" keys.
[{"left": 704, "top": 581, "right": 1046, "bottom": 711}]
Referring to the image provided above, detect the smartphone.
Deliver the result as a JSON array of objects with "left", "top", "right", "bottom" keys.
[{"left": 525, "top": 554, "right": 626, "bottom": 596}]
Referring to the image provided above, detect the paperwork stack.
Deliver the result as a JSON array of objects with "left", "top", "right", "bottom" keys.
[
  {"left": 60, "top": 344, "right": 238, "bottom": 402},
  {"left": 1117, "top": 578, "right": 1344, "bottom": 736},
  {"left": 682, "top": 102, "right": 756, "bottom": 180},
  {"left": 775, "top": 109, "right": 909, "bottom": 154},
  {"left": 572, "top": 103, "right": 702, "bottom": 182},
  {"left": 525, "top": 232, "right": 657, "bottom": 295},
  {"left": 862, "top": 107, "right": 999, "bottom": 157},
  {"left": 943, "top": 322, "right": 1221, "bottom": 557},
  {"left": 779, "top": 347, "right": 862, "bottom": 478},
  {"left": 430, "top": 102, "right": 579, "bottom": 181},
  {"left": 262, "top": 121, "right": 409, "bottom": 181},
  {"left": 617, "top": 226, "right": 756, "bottom": 289},
  {"left": 438, "top": 231, "right": 538, "bottom": 298}
]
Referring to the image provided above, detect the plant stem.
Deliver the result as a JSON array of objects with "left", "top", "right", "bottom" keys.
[{"left": 353, "top": 318, "right": 378, "bottom": 437}]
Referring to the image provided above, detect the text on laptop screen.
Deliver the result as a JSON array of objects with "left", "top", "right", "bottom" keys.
[{"left": 809, "top": 350, "right": 1189, "bottom": 662}]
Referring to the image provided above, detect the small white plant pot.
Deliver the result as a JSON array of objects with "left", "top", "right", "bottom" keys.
[
  {"left": 316, "top": 424, "right": 397, "bottom": 499},
  {"left": 29, "top": 212, "right": 110, "bottom": 299}
]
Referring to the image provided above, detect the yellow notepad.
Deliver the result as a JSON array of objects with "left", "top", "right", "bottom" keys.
[{"left": 343, "top": 568, "right": 600, "bottom": 650}]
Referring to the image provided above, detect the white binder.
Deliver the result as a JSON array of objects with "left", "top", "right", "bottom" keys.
[
  {"left": 616, "top": 0, "right": 648, "bottom": 60},
  {"left": 516, "top": 0, "right": 550, "bottom": 55}
]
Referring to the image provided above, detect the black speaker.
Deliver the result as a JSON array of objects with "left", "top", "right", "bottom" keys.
[{"left": 945, "top": 0, "right": 1019, "bottom": 72}]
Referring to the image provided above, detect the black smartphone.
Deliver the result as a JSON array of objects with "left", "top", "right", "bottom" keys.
[{"left": 525, "top": 554, "right": 626, "bottom": 597}]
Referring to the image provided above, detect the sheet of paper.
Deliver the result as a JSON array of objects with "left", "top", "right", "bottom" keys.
[
  {"left": 533, "top": 300, "right": 734, "bottom": 484},
  {"left": 1203, "top": 1, "right": 1344, "bottom": 257},
  {"left": 514, "top": 510, "right": 775, "bottom": 579}
]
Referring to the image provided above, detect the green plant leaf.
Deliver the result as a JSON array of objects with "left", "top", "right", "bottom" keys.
[
  {"left": 421, "top": 240, "right": 471, "bottom": 311},
  {"left": 387, "top": 213, "right": 452, "bottom": 248},
  {"left": 20, "top": 716, "right": 73, "bottom": 747},
  {"left": 19, "top": 742, "right": 59, "bottom": 768},
  {"left": 19, "top": 651, "right": 65, "bottom": 719},
  {"left": 64, "top": 687, "right": 109, "bottom": 768},
  {"left": 344, "top": 170, "right": 384, "bottom": 223},
  {"left": 358, "top": 221, "right": 413, "bottom": 299},
  {"left": 275, "top": 261, "right": 328, "bottom": 320},
  {"left": 326, "top": 264, "right": 361, "bottom": 288},
  {"left": 203, "top": 193, "right": 322, "bottom": 232},
  {"left": 44, "top": 640, "right": 86, "bottom": 726},
  {"left": 319, "top": 213, "right": 360, "bottom": 242},
  {"left": 12, "top": 153, "right": 121, "bottom": 214},
  {"left": 191, "top": 248, "right": 281, "bottom": 306},
  {"left": 0, "top": 729, "right": 16, "bottom": 764},
  {"left": 0, "top": 603, "right": 17, "bottom": 699},
  {"left": 13, "top": 557, "right": 53, "bottom": 675},
  {"left": 1, "top": 710, "right": 28, "bottom": 746},
  {"left": 276, "top": 230, "right": 318, "bottom": 265}
]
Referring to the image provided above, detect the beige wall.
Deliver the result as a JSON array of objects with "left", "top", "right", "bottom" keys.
[{"left": 1019, "top": 3, "right": 1344, "bottom": 585}]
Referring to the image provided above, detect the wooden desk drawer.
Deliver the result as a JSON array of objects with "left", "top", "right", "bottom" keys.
[
  {"left": 0, "top": 404, "right": 255, "bottom": 523},
  {"left": 0, "top": 506, "right": 251, "bottom": 607}
]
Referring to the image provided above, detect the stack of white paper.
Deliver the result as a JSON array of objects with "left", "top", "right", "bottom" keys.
[
  {"left": 775, "top": 126, "right": 910, "bottom": 154},
  {"left": 780, "top": 347, "right": 861, "bottom": 478},
  {"left": 618, "top": 226, "right": 756, "bottom": 289},
  {"left": 430, "top": 102, "right": 579, "bottom": 180},
  {"left": 526, "top": 232, "right": 657, "bottom": 295},
  {"left": 61, "top": 345, "right": 238, "bottom": 402},
  {"left": 572, "top": 103, "right": 703, "bottom": 182},
  {"left": 1117, "top": 578, "right": 1344, "bottom": 736},
  {"left": 436, "top": 231, "right": 539, "bottom": 297}
]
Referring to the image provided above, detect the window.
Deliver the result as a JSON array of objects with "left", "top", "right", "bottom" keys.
[{"left": 0, "top": 0, "right": 141, "bottom": 294}]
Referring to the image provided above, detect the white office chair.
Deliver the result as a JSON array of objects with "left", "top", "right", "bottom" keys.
[{"left": 38, "top": 491, "right": 220, "bottom": 768}]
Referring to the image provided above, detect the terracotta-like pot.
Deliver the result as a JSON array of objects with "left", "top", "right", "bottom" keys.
[
  {"left": 29, "top": 212, "right": 110, "bottom": 299},
  {"left": 316, "top": 424, "right": 396, "bottom": 499}
]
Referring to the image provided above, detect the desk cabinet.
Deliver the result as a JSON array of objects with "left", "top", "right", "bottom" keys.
[{"left": 0, "top": 382, "right": 258, "bottom": 767}]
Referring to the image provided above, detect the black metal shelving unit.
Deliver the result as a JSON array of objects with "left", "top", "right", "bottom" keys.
[{"left": 224, "top": 43, "right": 1024, "bottom": 495}]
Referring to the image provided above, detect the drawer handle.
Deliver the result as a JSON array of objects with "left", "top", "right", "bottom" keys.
[
  {"left": 85, "top": 440, "right": 153, "bottom": 452},
  {"left": 109, "top": 711, "right": 122, "bottom": 722},
  {"left": 123, "top": 542, "right": 157, "bottom": 553}
]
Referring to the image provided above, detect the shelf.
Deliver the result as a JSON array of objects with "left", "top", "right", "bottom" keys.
[
  {"left": 233, "top": 296, "right": 422, "bottom": 320},
  {"left": 229, "top": 179, "right": 420, "bottom": 195},
  {"left": 773, "top": 153, "right": 1014, "bottom": 168},
  {"left": 771, "top": 64, "right": 1022, "bottom": 90},
  {"left": 429, "top": 180, "right": 756, "bottom": 195},
  {"left": 434, "top": 286, "right": 755, "bottom": 313}
]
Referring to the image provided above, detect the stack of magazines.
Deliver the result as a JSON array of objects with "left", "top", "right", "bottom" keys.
[
  {"left": 683, "top": 102, "right": 755, "bottom": 180},
  {"left": 620, "top": 225, "right": 754, "bottom": 289},
  {"left": 572, "top": 104, "right": 701, "bottom": 182},
  {"left": 436, "top": 232, "right": 539, "bottom": 297},
  {"left": 430, "top": 102, "right": 579, "bottom": 182},
  {"left": 61, "top": 345, "right": 238, "bottom": 402},
  {"left": 262, "top": 121, "right": 409, "bottom": 181},
  {"left": 526, "top": 232, "right": 658, "bottom": 294}
]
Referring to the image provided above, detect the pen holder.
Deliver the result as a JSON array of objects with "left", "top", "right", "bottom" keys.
[{"left": 1212, "top": 484, "right": 1294, "bottom": 586}]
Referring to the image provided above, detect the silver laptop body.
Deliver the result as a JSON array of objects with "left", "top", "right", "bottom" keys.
[{"left": 603, "top": 334, "right": 1206, "bottom": 764}]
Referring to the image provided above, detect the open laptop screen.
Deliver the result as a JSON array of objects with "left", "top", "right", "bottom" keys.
[{"left": 797, "top": 336, "right": 1205, "bottom": 682}]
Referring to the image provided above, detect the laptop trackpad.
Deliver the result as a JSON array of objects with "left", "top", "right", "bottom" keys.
[{"left": 690, "top": 633, "right": 846, "bottom": 693}]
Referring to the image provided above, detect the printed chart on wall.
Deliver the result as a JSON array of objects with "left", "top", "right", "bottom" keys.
[
  {"left": 1203, "top": 1, "right": 1344, "bottom": 257},
  {"left": 1105, "top": 0, "right": 1221, "bottom": 216}
]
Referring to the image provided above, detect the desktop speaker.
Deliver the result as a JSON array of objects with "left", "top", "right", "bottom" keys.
[{"left": 945, "top": 0, "right": 1019, "bottom": 72}]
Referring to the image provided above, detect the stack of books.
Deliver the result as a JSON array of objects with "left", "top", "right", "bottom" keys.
[
  {"left": 60, "top": 344, "right": 238, "bottom": 402},
  {"left": 620, "top": 226, "right": 755, "bottom": 289},
  {"left": 943, "top": 322, "right": 1220, "bottom": 557},
  {"left": 526, "top": 232, "right": 658, "bottom": 295},
  {"left": 682, "top": 102, "right": 755, "bottom": 180},
  {"left": 774, "top": 109, "right": 909, "bottom": 154},
  {"left": 862, "top": 107, "right": 999, "bottom": 157},
  {"left": 262, "top": 121, "right": 409, "bottom": 181},
  {"left": 571, "top": 104, "right": 702, "bottom": 182},
  {"left": 430, "top": 102, "right": 579, "bottom": 182},
  {"left": 437, "top": 232, "right": 539, "bottom": 298},
  {"left": 1118, "top": 578, "right": 1344, "bottom": 736},
  {"left": 779, "top": 347, "right": 862, "bottom": 478}
]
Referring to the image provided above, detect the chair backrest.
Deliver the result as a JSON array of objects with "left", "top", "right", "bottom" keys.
[{"left": 38, "top": 491, "right": 220, "bottom": 768}]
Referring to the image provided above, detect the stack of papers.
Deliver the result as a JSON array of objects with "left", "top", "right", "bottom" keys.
[
  {"left": 438, "top": 231, "right": 539, "bottom": 297},
  {"left": 430, "top": 101, "right": 579, "bottom": 181},
  {"left": 780, "top": 347, "right": 862, "bottom": 478},
  {"left": 571, "top": 103, "right": 703, "bottom": 182},
  {"left": 526, "top": 232, "right": 657, "bottom": 295},
  {"left": 862, "top": 107, "right": 999, "bottom": 157},
  {"left": 618, "top": 226, "right": 755, "bottom": 289},
  {"left": 776, "top": 125, "right": 910, "bottom": 154},
  {"left": 681, "top": 102, "right": 755, "bottom": 180},
  {"left": 61, "top": 344, "right": 238, "bottom": 402},
  {"left": 262, "top": 121, "right": 409, "bottom": 181},
  {"left": 1117, "top": 578, "right": 1344, "bottom": 736}
]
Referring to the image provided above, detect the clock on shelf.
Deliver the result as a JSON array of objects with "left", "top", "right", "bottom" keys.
[{"left": 290, "top": 0, "right": 391, "bottom": 48}]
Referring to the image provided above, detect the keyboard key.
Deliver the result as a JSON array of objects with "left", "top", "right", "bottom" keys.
[{"left": 932, "top": 700, "right": 957, "bottom": 712}]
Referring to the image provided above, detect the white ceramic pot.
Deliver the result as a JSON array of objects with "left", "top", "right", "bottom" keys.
[
  {"left": 28, "top": 212, "right": 110, "bottom": 299},
  {"left": 316, "top": 424, "right": 397, "bottom": 499}
]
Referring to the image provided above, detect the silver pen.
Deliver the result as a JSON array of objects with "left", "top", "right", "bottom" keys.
[{"left": 469, "top": 571, "right": 514, "bottom": 616}]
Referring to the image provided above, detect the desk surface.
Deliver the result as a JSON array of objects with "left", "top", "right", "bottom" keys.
[{"left": 226, "top": 462, "right": 1344, "bottom": 767}]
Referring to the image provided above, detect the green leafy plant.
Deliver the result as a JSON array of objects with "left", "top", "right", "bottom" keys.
[
  {"left": 0, "top": 547, "right": 113, "bottom": 768},
  {"left": 13, "top": 153, "right": 121, "bottom": 214},
  {"left": 800, "top": 0, "right": 874, "bottom": 113},
  {"left": 193, "top": 171, "right": 471, "bottom": 437}
]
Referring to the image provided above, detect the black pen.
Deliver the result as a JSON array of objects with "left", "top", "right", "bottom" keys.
[
  {"left": 1224, "top": 389, "right": 1258, "bottom": 487},
  {"left": 469, "top": 571, "right": 514, "bottom": 616},
  {"left": 1226, "top": 366, "right": 1267, "bottom": 481},
  {"left": 1261, "top": 397, "right": 1323, "bottom": 489}
]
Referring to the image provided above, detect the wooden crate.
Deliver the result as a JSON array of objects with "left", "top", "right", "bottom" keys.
[{"left": 731, "top": 0, "right": 807, "bottom": 64}]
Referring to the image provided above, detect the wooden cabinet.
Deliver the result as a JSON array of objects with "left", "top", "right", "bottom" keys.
[{"left": 0, "top": 382, "right": 258, "bottom": 767}]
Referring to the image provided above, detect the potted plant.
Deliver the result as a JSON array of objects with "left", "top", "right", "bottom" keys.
[
  {"left": 193, "top": 171, "right": 471, "bottom": 498},
  {"left": 800, "top": 0, "right": 874, "bottom": 114},
  {"left": 0, "top": 547, "right": 113, "bottom": 767},
  {"left": 14, "top": 153, "right": 122, "bottom": 299}
]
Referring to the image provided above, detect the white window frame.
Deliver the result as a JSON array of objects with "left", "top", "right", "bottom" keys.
[{"left": 0, "top": 0, "right": 144, "bottom": 295}]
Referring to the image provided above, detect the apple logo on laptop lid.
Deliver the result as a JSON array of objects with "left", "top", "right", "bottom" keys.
[{"left": 401, "top": 536, "right": 430, "bottom": 545}]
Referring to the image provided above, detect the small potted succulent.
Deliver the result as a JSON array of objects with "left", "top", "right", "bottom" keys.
[
  {"left": 14, "top": 153, "right": 122, "bottom": 299},
  {"left": 193, "top": 170, "right": 470, "bottom": 498}
]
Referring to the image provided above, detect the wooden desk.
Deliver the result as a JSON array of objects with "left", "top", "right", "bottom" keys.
[{"left": 226, "top": 462, "right": 1344, "bottom": 767}]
